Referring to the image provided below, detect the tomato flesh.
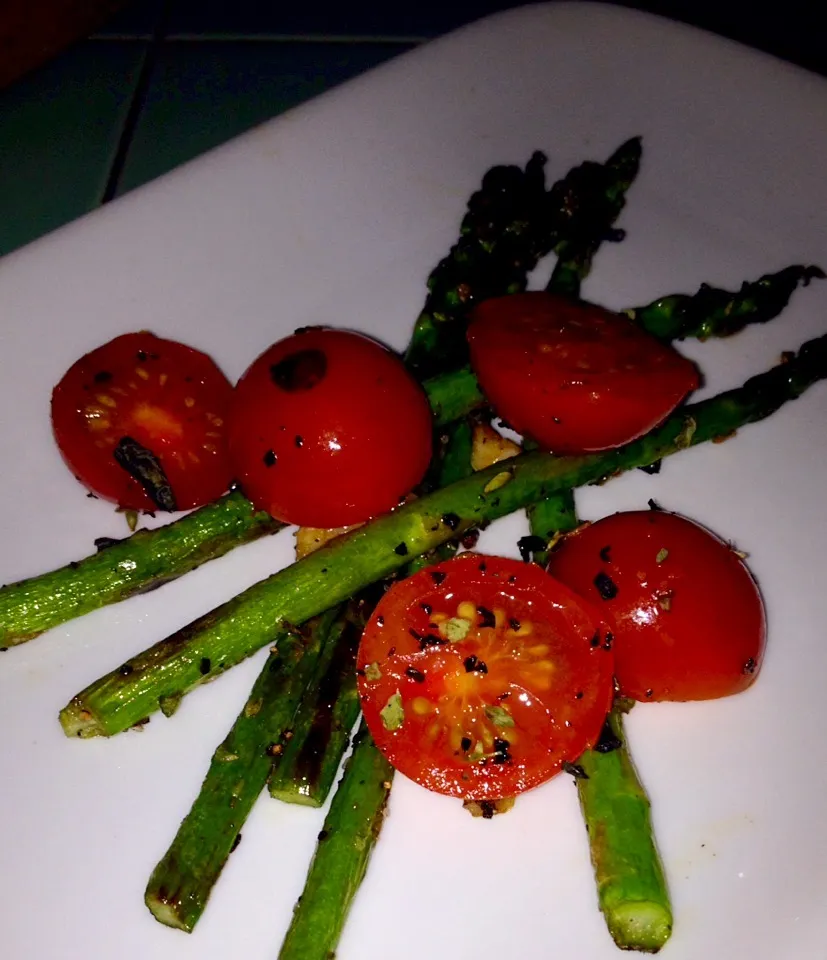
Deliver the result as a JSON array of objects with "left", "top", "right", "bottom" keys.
[
  {"left": 51, "top": 332, "right": 233, "bottom": 511},
  {"left": 357, "top": 553, "right": 614, "bottom": 799},
  {"left": 467, "top": 292, "right": 699, "bottom": 452},
  {"left": 228, "top": 327, "right": 433, "bottom": 527},
  {"left": 547, "top": 510, "right": 766, "bottom": 701}
]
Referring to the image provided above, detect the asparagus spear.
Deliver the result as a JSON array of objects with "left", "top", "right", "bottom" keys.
[
  {"left": 0, "top": 489, "right": 283, "bottom": 647},
  {"left": 625, "top": 264, "right": 824, "bottom": 340},
  {"left": 277, "top": 720, "right": 393, "bottom": 960},
  {"left": 577, "top": 705, "right": 672, "bottom": 953},
  {"left": 144, "top": 607, "right": 343, "bottom": 932},
  {"left": 405, "top": 137, "right": 643, "bottom": 378},
  {"left": 60, "top": 331, "right": 827, "bottom": 738}
]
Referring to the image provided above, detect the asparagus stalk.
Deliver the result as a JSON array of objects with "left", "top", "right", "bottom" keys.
[
  {"left": 625, "top": 264, "right": 824, "bottom": 340},
  {"left": 277, "top": 720, "right": 393, "bottom": 960},
  {"left": 577, "top": 705, "right": 672, "bottom": 953},
  {"left": 143, "top": 607, "right": 342, "bottom": 932},
  {"left": 405, "top": 138, "right": 643, "bottom": 378},
  {"left": 60, "top": 331, "right": 827, "bottom": 738},
  {"left": 0, "top": 489, "right": 283, "bottom": 647}
]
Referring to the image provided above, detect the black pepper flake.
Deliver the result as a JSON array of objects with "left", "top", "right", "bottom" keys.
[
  {"left": 478, "top": 560, "right": 487, "bottom": 573},
  {"left": 492, "top": 738, "right": 512, "bottom": 764},
  {"left": 464, "top": 655, "right": 488, "bottom": 674},
  {"left": 388, "top": 647, "right": 396, "bottom": 657},
  {"left": 602, "top": 631, "right": 614, "bottom": 651},
  {"left": 94, "top": 536, "right": 122, "bottom": 552},
  {"left": 294, "top": 435, "right": 304, "bottom": 448},
  {"left": 93, "top": 370, "right": 112, "bottom": 383},
  {"left": 648, "top": 498, "right": 662, "bottom": 511},
  {"left": 394, "top": 542, "right": 409, "bottom": 556},
  {"left": 228, "top": 834, "right": 243, "bottom": 854},
  {"left": 594, "top": 718, "right": 623, "bottom": 753},
  {"left": 590, "top": 633, "right": 600, "bottom": 648},
  {"left": 376, "top": 615, "right": 385, "bottom": 627},
  {"left": 136, "top": 350, "right": 148, "bottom": 362},
  {"left": 593, "top": 571, "right": 619, "bottom": 600},
  {"left": 477, "top": 606, "right": 495, "bottom": 628},
  {"left": 645, "top": 689, "right": 654, "bottom": 698},
  {"left": 430, "top": 571, "right": 447, "bottom": 585},
  {"left": 575, "top": 690, "right": 584, "bottom": 700},
  {"left": 356, "top": 668, "right": 366, "bottom": 677},
  {"left": 508, "top": 574, "right": 517, "bottom": 584},
  {"left": 599, "top": 545, "right": 612, "bottom": 563},
  {"left": 441, "top": 512, "right": 461, "bottom": 531},
  {"left": 199, "top": 657, "right": 212, "bottom": 675},
  {"left": 419, "top": 602, "right": 432, "bottom": 615},
  {"left": 119, "top": 663, "right": 134, "bottom": 676},
  {"left": 479, "top": 800, "right": 496, "bottom": 819},
  {"left": 409, "top": 628, "right": 424, "bottom": 642},
  {"left": 509, "top": 618, "right": 521, "bottom": 632},
  {"left": 69, "top": 561, "right": 80, "bottom": 570},
  {"left": 263, "top": 449, "right": 277, "bottom": 467},
  {"left": 517, "top": 534, "right": 546, "bottom": 563},
  {"left": 405, "top": 667, "right": 426, "bottom": 683},
  {"left": 317, "top": 829, "right": 329, "bottom": 841},
  {"left": 419, "top": 634, "right": 447, "bottom": 649},
  {"left": 639, "top": 459, "right": 662, "bottom": 475},
  {"left": 461, "top": 529, "right": 480, "bottom": 549},
  {"left": 294, "top": 325, "right": 323, "bottom": 335},
  {"left": 460, "top": 736, "right": 472, "bottom": 752},
  {"left": 743, "top": 657, "right": 756, "bottom": 675},
  {"left": 563, "top": 761, "right": 589, "bottom": 780}
]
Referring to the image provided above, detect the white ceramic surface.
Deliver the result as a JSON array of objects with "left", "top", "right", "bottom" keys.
[{"left": 2, "top": 3, "right": 827, "bottom": 958}]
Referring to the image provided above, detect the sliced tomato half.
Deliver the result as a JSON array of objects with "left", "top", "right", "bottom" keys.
[
  {"left": 51, "top": 332, "right": 233, "bottom": 512},
  {"left": 357, "top": 553, "right": 614, "bottom": 800}
]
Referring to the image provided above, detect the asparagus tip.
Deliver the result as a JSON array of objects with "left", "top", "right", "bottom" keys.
[
  {"left": 607, "top": 900, "right": 672, "bottom": 953},
  {"left": 59, "top": 700, "right": 105, "bottom": 738}
]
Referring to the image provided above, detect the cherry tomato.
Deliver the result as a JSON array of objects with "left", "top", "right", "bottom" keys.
[
  {"left": 51, "top": 332, "right": 233, "bottom": 512},
  {"left": 228, "top": 328, "right": 433, "bottom": 527},
  {"left": 466, "top": 292, "right": 699, "bottom": 453},
  {"left": 357, "top": 553, "right": 614, "bottom": 799},
  {"left": 547, "top": 510, "right": 766, "bottom": 701}
]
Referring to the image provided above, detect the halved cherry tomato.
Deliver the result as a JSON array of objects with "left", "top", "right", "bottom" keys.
[
  {"left": 51, "top": 332, "right": 233, "bottom": 512},
  {"left": 547, "top": 510, "right": 766, "bottom": 701},
  {"left": 466, "top": 292, "right": 699, "bottom": 453},
  {"left": 357, "top": 553, "right": 614, "bottom": 799},
  {"left": 228, "top": 328, "right": 433, "bottom": 527}
]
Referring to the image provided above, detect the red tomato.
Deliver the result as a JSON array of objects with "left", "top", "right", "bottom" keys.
[
  {"left": 51, "top": 332, "right": 233, "bottom": 512},
  {"left": 228, "top": 328, "right": 433, "bottom": 527},
  {"left": 466, "top": 292, "right": 699, "bottom": 453},
  {"left": 547, "top": 510, "right": 766, "bottom": 701},
  {"left": 357, "top": 553, "right": 614, "bottom": 799}
]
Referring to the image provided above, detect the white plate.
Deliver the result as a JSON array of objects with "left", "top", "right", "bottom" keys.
[{"left": 2, "top": 3, "right": 827, "bottom": 958}]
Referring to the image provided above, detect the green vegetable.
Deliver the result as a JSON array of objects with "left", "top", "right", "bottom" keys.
[
  {"left": 577, "top": 705, "right": 672, "bottom": 953},
  {"left": 0, "top": 489, "right": 283, "bottom": 647},
  {"left": 60, "top": 330, "right": 827, "bottom": 739},
  {"left": 625, "top": 265, "right": 824, "bottom": 341},
  {"left": 277, "top": 720, "right": 394, "bottom": 960},
  {"left": 405, "top": 137, "right": 644, "bottom": 378},
  {"left": 143, "top": 607, "right": 341, "bottom": 932}
]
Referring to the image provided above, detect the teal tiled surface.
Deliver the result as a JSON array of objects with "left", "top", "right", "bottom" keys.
[
  {"left": 0, "top": 40, "right": 147, "bottom": 258},
  {"left": 115, "top": 39, "right": 413, "bottom": 195}
]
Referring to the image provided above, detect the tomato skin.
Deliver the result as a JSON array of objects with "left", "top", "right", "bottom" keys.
[
  {"left": 228, "top": 328, "right": 433, "bottom": 527},
  {"left": 357, "top": 553, "right": 614, "bottom": 800},
  {"left": 547, "top": 510, "right": 766, "bottom": 701},
  {"left": 51, "top": 332, "right": 233, "bottom": 511},
  {"left": 466, "top": 292, "right": 699, "bottom": 453}
]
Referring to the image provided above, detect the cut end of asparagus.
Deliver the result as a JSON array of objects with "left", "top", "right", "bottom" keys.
[
  {"left": 59, "top": 699, "right": 105, "bottom": 738},
  {"left": 144, "top": 890, "right": 193, "bottom": 933},
  {"left": 269, "top": 783, "right": 324, "bottom": 808},
  {"left": 607, "top": 900, "right": 672, "bottom": 953}
]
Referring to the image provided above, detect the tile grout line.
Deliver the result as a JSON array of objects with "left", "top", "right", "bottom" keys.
[{"left": 99, "top": 1, "right": 175, "bottom": 204}]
